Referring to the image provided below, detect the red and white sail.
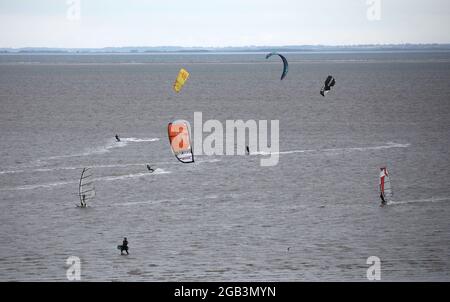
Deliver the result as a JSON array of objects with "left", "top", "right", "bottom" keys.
[{"left": 379, "top": 167, "right": 393, "bottom": 201}]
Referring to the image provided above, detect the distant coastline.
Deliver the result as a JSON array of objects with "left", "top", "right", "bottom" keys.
[{"left": 1, "top": 44, "right": 450, "bottom": 54}]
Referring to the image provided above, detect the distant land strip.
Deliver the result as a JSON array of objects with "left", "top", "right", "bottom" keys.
[{"left": 2, "top": 44, "right": 450, "bottom": 54}]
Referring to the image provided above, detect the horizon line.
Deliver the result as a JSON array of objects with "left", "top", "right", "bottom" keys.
[{"left": 2, "top": 43, "right": 450, "bottom": 51}]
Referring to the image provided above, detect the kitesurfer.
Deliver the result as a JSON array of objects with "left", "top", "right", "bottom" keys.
[
  {"left": 246, "top": 146, "right": 250, "bottom": 155},
  {"left": 115, "top": 134, "right": 120, "bottom": 142},
  {"left": 146, "top": 164, "right": 154, "bottom": 173},
  {"left": 120, "top": 237, "right": 129, "bottom": 255}
]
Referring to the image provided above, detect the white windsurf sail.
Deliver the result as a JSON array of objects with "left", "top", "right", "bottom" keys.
[
  {"left": 78, "top": 168, "right": 95, "bottom": 206},
  {"left": 379, "top": 167, "right": 393, "bottom": 202}
]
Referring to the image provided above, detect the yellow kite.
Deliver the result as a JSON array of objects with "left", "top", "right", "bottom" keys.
[{"left": 173, "top": 68, "right": 190, "bottom": 93}]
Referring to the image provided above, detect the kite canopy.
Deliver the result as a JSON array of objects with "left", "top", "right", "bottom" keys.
[
  {"left": 320, "top": 75, "right": 336, "bottom": 97},
  {"left": 168, "top": 120, "right": 194, "bottom": 163},
  {"left": 265, "top": 52, "right": 289, "bottom": 80},
  {"left": 173, "top": 68, "right": 190, "bottom": 93}
]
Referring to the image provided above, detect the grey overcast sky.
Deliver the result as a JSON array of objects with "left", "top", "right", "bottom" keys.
[{"left": 1, "top": 0, "right": 449, "bottom": 48}]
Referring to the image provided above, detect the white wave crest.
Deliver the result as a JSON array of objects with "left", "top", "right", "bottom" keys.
[
  {"left": 0, "top": 169, "right": 169, "bottom": 191},
  {"left": 95, "top": 169, "right": 170, "bottom": 182},
  {"left": 388, "top": 197, "right": 450, "bottom": 206},
  {"left": 41, "top": 137, "right": 160, "bottom": 160},
  {"left": 254, "top": 142, "right": 410, "bottom": 156}
]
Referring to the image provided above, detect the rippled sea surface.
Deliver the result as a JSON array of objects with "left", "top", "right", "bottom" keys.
[{"left": 0, "top": 52, "right": 449, "bottom": 281}]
